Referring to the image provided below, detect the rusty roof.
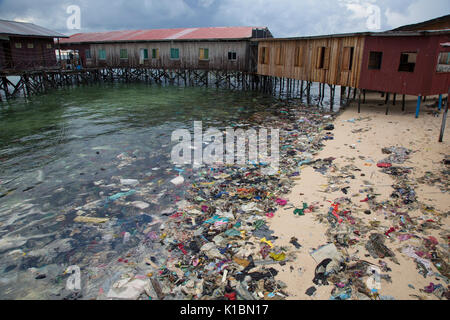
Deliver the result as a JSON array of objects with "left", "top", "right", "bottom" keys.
[
  {"left": 0, "top": 19, "right": 68, "bottom": 38},
  {"left": 60, "top": 26, "right": 270, "bottom": 44},
  {"left": 254, "top": 29, "right": 450, "bottom": 42},
  {"left": 392, "top": 14, "right": 450, "bottom": 31}
]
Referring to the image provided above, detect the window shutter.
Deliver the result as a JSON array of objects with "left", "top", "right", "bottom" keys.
[
  {"left": 342, "top": 47, "right": 351, "bottom": 70},
  {"left": 295, "top": 47, "right": 304, "bottom": 67},
  {"left": 323, "top": 47, "right": 330, "bottom": 70},
  {"left": 316, "top": 47, "right": 322, "bottom": 69}
]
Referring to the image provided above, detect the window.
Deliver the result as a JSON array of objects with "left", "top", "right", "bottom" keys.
[
  {"left": 368, "top": 51, "right": 383, "bottom": 70},
  {"left": 294, "top": 46, "right": 304, "bottom": 67},
  {"left": 228, "top": 52, "right": 237, "bottom": 61},
  {"left": 342, "top": 47, "right": 354, "bottom": 71},
  {"left": 47, "top": 44, "right": 52, "bottom": 49},
  {"left": 152, "top": 48, "right": 159, "bottom": 59},
  {"left": 398, "top": 52, "right": 417, "bottom": 72},
  {"left": 316, "top": 46, "right": 330, "bottom": 69},
  {"left": 436, "top": 52, "right": 450, "bottom": 73},
  {"left": 260, "top": 47, "right": 269, "bottom": 64},
  {"left": 141, "top": 49, "right": 149, "bottom": 60},
  {"left": 15, "top": 43, "right": 22, "bottom": 49},
  {"left": 85, "top": 49, "right": 92, "bottom": 59},
  {"left": 170, "top": 48, "right": 180, "bottom": 60},
  {"left": 275, "top": 46, "right": 284, "bottom": 65},
  {"left": 120, "top": 49, "right": 128, "bottom": 60},
  {"left": 99, "top": 49, "right": 106, "bottom": 60},
  {"left": 27, "top": 43, "right": 34, "bottom": 49},
  {"left": 199, "top": 48, "right": 209, "bottom": 60}
]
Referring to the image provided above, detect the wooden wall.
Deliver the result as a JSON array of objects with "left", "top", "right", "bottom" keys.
[
  {"left": 257, "top": 36, "right": 366, "bottom": 88},
  {"left": 5, "top": 37, "right": 57, "bottom": 70},
  {"left": 66, "top": 41, "right": 251, "bottom": 71},
  {"left": 0, "top": 42, "right": 4, "bottom": 71}
]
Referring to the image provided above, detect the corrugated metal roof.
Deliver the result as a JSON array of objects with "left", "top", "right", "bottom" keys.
[
  {"left": 60, "top": 26, "right": 268, "bottom": 44},
  {"left": 255, "top": 29, "right": 450, "bottom": 42},
  {"left": 0, "top": 19, "right": 68, "bottom": 38}
]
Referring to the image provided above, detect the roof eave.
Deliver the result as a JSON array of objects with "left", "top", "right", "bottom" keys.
[{"left": 60, "top": 37, "right": 253, "bottom": 45}]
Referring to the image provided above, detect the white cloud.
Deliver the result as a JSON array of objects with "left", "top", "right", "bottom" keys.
[
  {"left": 0, "top": 0, "right": 448, "bottom": 36},
  {"left": 385, "top": 0, "right": 450, "bottom": 29},
  {"left": 198, "top": 0, "right": 215, "bottom": 8}
]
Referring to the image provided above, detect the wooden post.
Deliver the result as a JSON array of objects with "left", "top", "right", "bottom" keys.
[
  {"left": 385, "top": 93, "right": 390, "bottom": 104},
  {"left": 340, "top": 86, "right": 345, "bottom": 108},
  {"left": 393, "top": 93, "right": 397, "bottom": 105},
  {"left": 415, "top": 95, "right": 422, "bottom": 118},
  {"left": 439, "top": 88, "right": 449, "bottom": 142},
  {"left": 307, "top": 82, "right": 311, "bottom": 105},
  {"left": 363, "top": 89, "right": 366, "bottom": 104},
  {"left": 402, "top": 94, "right": 406, "bottom": 112},
  {"left": 330, "top": 85, "right": 334, "bottom": 111},
  {"left": 358, "top": 89, "right": 362, "bottom": 113},
  {"left": 438, "top": 94, "right": 443, "bottom": 111},
  {"left": 300, "top": 80, "right": 304, "bottom": 101}
]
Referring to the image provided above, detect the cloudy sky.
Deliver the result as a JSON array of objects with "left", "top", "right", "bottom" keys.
[{"left": 0, "top": 0, "right": 449, "bottom": 37}]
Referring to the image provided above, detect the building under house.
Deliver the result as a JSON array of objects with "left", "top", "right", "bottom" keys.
[
  {"left": 0, "top": 19, "right": 67, "bottom": 71},
  {"left": 59, "top": 27, "right": 272, "bottom": 72}
]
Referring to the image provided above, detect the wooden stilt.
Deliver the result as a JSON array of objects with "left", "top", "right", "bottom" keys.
[
  {"left": 402, "top": 94, "right": 406, "bottom": 112},
  {"left": 439, "top": 88, "right": 450, "bottom": 142},
  {"left": 358, "top": 89, "right": 361, "bottom": 113},
  {"left": 300, "top": 81, "right": 304, "bottom": 101}
]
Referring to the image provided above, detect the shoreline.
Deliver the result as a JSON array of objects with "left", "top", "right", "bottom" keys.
[{"left": 269, "top": 93, "right": 450, "bottom": 300}]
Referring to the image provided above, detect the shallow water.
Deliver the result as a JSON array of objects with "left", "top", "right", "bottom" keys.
[{"left": 0, "top": 83, "right": 277, "bottom": 299}]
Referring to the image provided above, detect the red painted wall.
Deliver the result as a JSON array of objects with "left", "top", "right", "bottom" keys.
[
  {"left": 359, "top": 34, "right": 450, "bottom": 96},
  {"left": 2, "top": 37, "right": 58, "bottom": 71}
]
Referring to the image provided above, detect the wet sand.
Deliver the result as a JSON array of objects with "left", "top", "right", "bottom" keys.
[{"left": 269, "top": 93, "right": 450, "bottom": 300}]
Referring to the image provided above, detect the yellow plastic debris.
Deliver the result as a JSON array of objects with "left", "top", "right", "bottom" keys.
[
  {"left": 269, "top": 252, "right": 286, "bottom": 261},
  {"left": 260, "top": 237, "right": 274, "bottom": 248},
  {"left": 74, "top": 216, "right": 109, "bottom": 224}
]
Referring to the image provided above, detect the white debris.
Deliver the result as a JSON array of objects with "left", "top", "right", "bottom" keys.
[
  {"left": 170, "top": 176, "right": 184, "bottom": 186},
  {"left": 120, "top": 179, "right": 139, "bottom": 187},
  {"left": 131, "top": 201, "right": 150, "bottom": 210},
  {"left": 106, "top": 278, "right": 150, "bottom": 300}
]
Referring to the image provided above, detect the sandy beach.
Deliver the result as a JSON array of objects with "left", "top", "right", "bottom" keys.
[{"left": 269, "top": 93, "right": 450, "bottom": 300}]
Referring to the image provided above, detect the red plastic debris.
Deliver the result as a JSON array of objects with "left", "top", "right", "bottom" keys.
[
  {"left": 225, "top": 292, "right": 237, "bottom": 300},
  {"left": 178, "top": 243, "right": 187, "bottom": 255},
  {"left": 377, "top": 163, "right": 392, "bottom": 168}
]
